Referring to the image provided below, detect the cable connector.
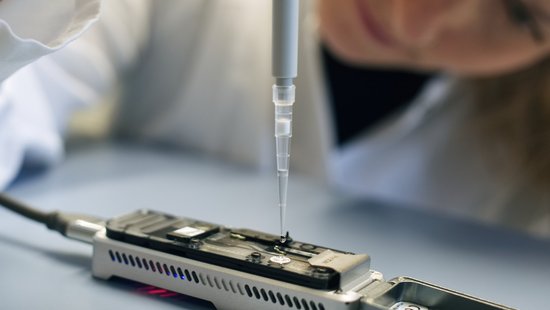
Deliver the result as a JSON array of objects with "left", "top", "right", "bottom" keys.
[
  {"left": 47, "top": 212, "right": 105, "bottom": 244},
  {"left": 0, "top": 193, "right": 104, "bottom": 244}
]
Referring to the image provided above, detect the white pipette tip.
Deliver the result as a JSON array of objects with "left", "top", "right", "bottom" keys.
[{"left": 277, "top": 169, "right": 288, "bottom": 238}]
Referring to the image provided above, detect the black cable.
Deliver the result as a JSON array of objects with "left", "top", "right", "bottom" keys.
[
  {"left": 0, "top": 192, "right": 104, "bottom": 242},
  {"left": 0, "top": 192, "right": 51, "bottom": 224}
]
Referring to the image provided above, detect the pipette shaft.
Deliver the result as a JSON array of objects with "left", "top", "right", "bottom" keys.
[{"left": 272, "top": 0, "right": 299, "bottom": 240}]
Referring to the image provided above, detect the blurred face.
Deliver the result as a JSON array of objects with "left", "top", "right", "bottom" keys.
[{"left": 319, "top": 0, "right": 550, "bottom": 76}]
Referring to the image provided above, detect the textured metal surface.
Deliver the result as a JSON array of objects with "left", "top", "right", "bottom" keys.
[{"left": 93, "top": 231, "right": 366, "bottom": 310}]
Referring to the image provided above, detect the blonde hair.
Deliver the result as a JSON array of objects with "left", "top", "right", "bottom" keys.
[{"left": 468, "top": 56, "right": 550, "bottom": 189}]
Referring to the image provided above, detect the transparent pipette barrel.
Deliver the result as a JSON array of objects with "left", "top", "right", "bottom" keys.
[{"left": 273, "top": 84, "right": 295, "bottom": 238}]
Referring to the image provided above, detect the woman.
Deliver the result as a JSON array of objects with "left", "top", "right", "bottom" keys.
[
  {"left": 318, "top": 0, "right": 550, "bottom": 235},
  {"left": 1, "top": 0, "right": 549, "bottom": 235}
]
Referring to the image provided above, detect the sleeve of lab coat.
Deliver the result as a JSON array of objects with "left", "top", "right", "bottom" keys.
[
  {"left": 0, "top": 0, "right": 151, "bottom": 189},
  {"left": 0, "top": 0, "right": 101, "bottom": 81}
]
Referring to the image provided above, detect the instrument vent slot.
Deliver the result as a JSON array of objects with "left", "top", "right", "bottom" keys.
[
  {"left": 107, "top": 249, "right": 326, "bottom": 309},
  {"left": 108, "top": 250, "right": 197, "bottom": 284}
]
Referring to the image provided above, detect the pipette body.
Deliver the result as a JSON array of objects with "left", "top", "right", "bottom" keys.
[{"left": 272, "top": 0, "right": 299, "bottom": 241}]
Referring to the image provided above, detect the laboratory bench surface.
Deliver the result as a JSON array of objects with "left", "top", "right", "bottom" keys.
[{"left": 1, "top": 143, "right": 548, "bottom": 309}]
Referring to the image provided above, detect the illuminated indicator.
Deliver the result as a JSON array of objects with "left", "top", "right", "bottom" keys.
[
  {"left": 108, "top": 250, "right": 115, "bottom": 261},
  {"left": 170, "top": 266, "right": 178, "bottom": 278},
  {"left": 163, "top": 263, "right": 170, "bottom": 276},
  {"left": 177, "top": 267, "right": 186, "bottom": 280}
]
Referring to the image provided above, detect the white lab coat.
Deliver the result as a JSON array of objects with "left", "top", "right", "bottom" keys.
[
  {"left": 1, "top": 0, "right": 548, "bottom": 236},
  {"left": 0, "top": 0, "right": 100, "bottom": 187}
]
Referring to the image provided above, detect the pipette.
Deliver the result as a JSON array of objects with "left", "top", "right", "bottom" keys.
[{"left": 272, "top": 0, "right": 299, "bottom": 242}]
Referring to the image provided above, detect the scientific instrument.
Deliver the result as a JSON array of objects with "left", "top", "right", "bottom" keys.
[{"left": 0, "top": 193, "right": 516, "bottom": 310}]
